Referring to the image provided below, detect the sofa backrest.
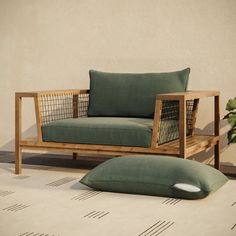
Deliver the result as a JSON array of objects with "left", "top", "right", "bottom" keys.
[{"left": 88, "top": 68, "right": 190, "bottom": 118}]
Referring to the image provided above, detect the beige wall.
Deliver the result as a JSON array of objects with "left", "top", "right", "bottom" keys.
[{"left": 0, "top": 0, "right": 235, "bottom": 165}]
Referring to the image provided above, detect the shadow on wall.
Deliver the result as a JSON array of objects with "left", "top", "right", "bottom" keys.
[{"left": 0, "top": 124, "right": 37, "bottom": 151}]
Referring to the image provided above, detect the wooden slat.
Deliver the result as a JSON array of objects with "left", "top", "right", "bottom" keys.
[
  {"left": 20, "top": 135, "right": 218, "bottom": 158},
  {"left": 151, "top": 99, "right": 162, "bottom": 147},
  {"left": 38, "top": 89, "right": 89, "bottom": 96},
  {"left": 15, "top": 95, "right": 22, "bottom": 174},
  {"left": 160, "top": 135, "right": 219, "bottom": 157},
  {"left": 189, "top": 99, "right": 199, "bottom": 135},
  {"left": 20, "top": 139, "right": 178, "bottom": 155},
  {"left": 34, "top": 96, "right": 43, "bottom": 142},
  {"left": 15, "top": 92, "right": 38, "bottom": 98},
  {"left": 186, "top": 136, "right": 219, "bottom": 156},
  {"left": 214, "top": 95, "right": 220, "bottom": 169},
  {"left": 157, "top": 91, "right": 220, "bottom": 101},
  {"left": 72, "top": 92, "right": 79, "bottom": 161},
  {"left": 179, "top": 97, "right": 186, "bottom": 158},
  {"left": 23, "top": 146, "right": 164, "bottom": 156},
  {"left": 15, "top": 90, "right": 89, "bottom": 99},
  {"left": 73, "top": 94, "right": 79, "bottom": 118}
]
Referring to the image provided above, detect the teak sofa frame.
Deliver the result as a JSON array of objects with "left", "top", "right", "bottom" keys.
[{"left": 15, "top": 90, "right": 220, "bottom": 174}]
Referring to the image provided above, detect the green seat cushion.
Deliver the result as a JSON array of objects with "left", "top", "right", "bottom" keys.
[
  {"left": 42, "top": 117, "right": 153, "bottom": 147},
  {"left": 80, "top": 155, "right": 228, "bottom": 199},
  {"left": 88, "top": 68, "right": 190, "bottom": 118}
]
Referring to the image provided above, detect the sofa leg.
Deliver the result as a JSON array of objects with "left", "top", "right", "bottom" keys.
[
  {"left": 214, "top": 141, "right": 220, "bottom": 170},
  {"left": 73, "top": 153, "right": 78, "bottom": 160},
  {"left": 15, "top": 147, "right": 22, "bottom": 174}
]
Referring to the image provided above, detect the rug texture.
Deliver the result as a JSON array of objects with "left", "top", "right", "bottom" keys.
[{"left": 0, "top": 163, "right": 235, "bottom": 236}]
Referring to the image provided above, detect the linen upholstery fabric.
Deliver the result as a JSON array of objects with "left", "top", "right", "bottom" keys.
[
  {"left": 80, "top": 155, "right": 228, "bottom": 199},
  {"left": 42, "top": 118, "right": 179, "bottom": 147},
  {"left": 88, "top": 68, "right": 190, "bottom": 118},
  {"left": 42, "top": 117, "right": 153, "bottom": 147}
]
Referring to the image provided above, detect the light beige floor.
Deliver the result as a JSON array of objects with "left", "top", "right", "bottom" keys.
[{"left": 0, "top": 163, "right": 235, "bottom": 236}]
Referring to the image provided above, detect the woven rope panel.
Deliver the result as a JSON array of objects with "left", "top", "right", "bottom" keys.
[
  {"left": 40, "top": 93, "right": 89, "bottom": 125},
  {"left": 158, "top": 100, "right": 195, "bottom": 145},
  {"left": 78, "top": 93, "right": 89, "bottom": 117},
  {"left": 186, "top": 100, "right": 195, "bottom": 135}
]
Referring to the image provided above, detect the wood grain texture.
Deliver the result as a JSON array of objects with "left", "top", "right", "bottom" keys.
[
  {"left": 179, "top": 97, "right": 186, "bottom": 158},
  {"left": 20, "top": 135, "right": 218, "bottom": 158},
  {"left": 157, "top": 90, "right": 220, "bottom": 100},
  {"left": 73, "top": 94, "right": 79, "bottom": 118},
  {"left": 151, "top": 99, "right": 162, "bottom": 147},
  {"left": 189, "top": 99, "right": 199, "bottom": 136},
  {"left": 214, "top": 95, "right": 220, "bottom": 169},
  {"left": 15, "top": 94, "right": 22, "bottom": 174},
  {"left": 34, "top": 96, "right": 43, "bottom": 142}
]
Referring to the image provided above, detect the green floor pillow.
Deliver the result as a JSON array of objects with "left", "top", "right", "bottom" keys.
[{"left": 80, "top": 155, "right": 228, "bottom": 199}]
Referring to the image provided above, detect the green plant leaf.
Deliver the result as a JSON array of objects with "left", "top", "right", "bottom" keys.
[
  {"left": 223, "top": 112, "right": 236, "bottom": 120},
  {"left": 227, "top": 114, "right": 236, "bottom": 127},
  {"left": 226, "top": 98, "right": 236, "bottom": 111},
  {"left": 228, "top": 127, "right": 236, "bottom": 144}
]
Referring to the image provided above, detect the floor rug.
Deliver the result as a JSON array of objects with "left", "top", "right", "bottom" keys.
[{"left": 0, "top": 163, "right": 235, "bottom": 236}]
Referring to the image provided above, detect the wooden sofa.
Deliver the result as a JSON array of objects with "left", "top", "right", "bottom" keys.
[
  {"left": 15, "top": 89, "right": 220, "bottom": 174},
  {"left": 15, "top": 69, "right": 220, "bottom": 174}
]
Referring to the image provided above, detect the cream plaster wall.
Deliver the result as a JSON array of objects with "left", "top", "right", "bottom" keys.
[{"left": 0, "top": 0, "right": 235, "bottom": 165}]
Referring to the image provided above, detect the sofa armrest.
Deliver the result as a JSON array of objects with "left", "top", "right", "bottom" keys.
[
  {"left": 16, "top": 89, "right": 89, "bottom": 97},
  {"left": 151, "top": 91, "right": 220, "bottom": 155},
  {"left": 15, "top": 89, "right": 89, "bottom": 143},
  {"left": 156, "top": 90, "right": 219, "bottom": 100},
  {"left": 37, "top": 89, "right": 90, "bottom": 122}
]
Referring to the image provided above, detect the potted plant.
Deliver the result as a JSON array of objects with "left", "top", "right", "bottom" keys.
[{"left": 224, "top": 98, "right": 236, "bottom": 144}]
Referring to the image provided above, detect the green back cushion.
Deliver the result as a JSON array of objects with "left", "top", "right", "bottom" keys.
[
  {"left": 88, "top": 68, "right": 190, "bottom": 118},
  {"left": 80, "top": 155, "right": 228, "bottom": 200}
]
